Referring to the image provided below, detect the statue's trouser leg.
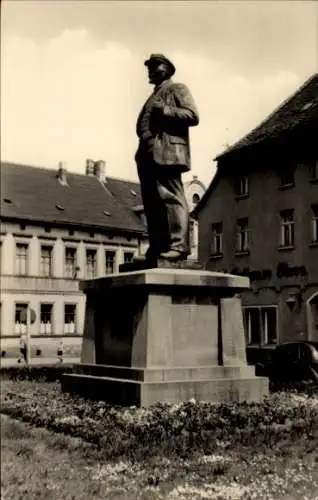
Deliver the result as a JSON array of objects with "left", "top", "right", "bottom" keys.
[
  {"left": 137, "top": 160, "right": 170, "bottom": 256},
  {"left": 156, "top": 167, "right": 190, "bottom": 255}
]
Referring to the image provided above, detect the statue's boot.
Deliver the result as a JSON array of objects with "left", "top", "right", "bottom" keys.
[
  {"left": 133, "top": 254, "right": 148, "bottom": 263},
  {"left": 159, "top": 249, "right": 187, "bottom": 261},
  {"left": 133, "top": 248, "right": 157, "bottom": 263}
]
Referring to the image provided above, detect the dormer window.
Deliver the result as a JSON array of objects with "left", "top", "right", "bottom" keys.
[{"left": 279, "top": 168, "right": 295, "bottom": 189}]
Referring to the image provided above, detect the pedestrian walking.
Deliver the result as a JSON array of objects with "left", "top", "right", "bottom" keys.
[
  {"left": 57, "top": 341, "right": 64, "bottom": 363},
  {"left": 18, "top": 337, "right": 28, "bottom": 364}
]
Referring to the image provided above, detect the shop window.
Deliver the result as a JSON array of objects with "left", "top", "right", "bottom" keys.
[{"left": 243, "top": 306, "right": 278, "bottom": 346}]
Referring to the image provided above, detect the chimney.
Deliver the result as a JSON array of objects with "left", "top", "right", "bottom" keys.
[
  {"left": 94, "top": 160, "right": 106, "bottom": 182},
  {"left": 57, "top": 161, "right": 68, "bottom": 186},
  {"left": 85, "top": 158, "right": 95, "bottom": 176}
]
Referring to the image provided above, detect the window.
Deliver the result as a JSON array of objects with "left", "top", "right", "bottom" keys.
[
  {"left": 310, "top": 161, "right": 318, "bottom": 180},
  {"left": 105, "top": 250, "right": 116, "bottom": 274},
  {"left": 41, "top": 245, "right": 53, "bottom": 276},
  {"left": 15, "top": 243, "right": 28, "bottom": 275},
  {"left": 64, "top": 304, "right": 76, "bottom": 334},
  {"left": 40, "top": 304, "right": 53, "bottom": 334},
  {"left": 243, "top": 306, "right": 278, "bottom": 346},
  {"left": 124, "top": 251, "right": 134, "bottom": 264},
  {"left": 189, "top": 220, "right": 195, "bottom": 248},
  {"left": 280, "top": 209, "right": 295, "bottom": 247},
  {"left": 279, "top": 168, "right": 295, "bottom": 188},
  {"left": 312, "top": 205, "right": 318, "bottom": 243},
  {"left": 192, "top": 193, "right": 201, "bottom": 205},
  {"left": 235, "top": 175, "right": 249, "bottom": 197},
  {"left": 86, "top": 249, "right": 97, "bottom": 278},
  {"left": 210, "top": 222, "right": 223, "bottom": 255},
  {"left": 15, "top": 303, "right": 28, "bottom": 335},
  {"left": 236, "top": 218, "right": 249, "bottom": 252},
  {"left": 65, "top": 247, "right": 77, "bottom": 278}
]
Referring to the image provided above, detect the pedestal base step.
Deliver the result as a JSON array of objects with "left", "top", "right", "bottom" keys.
[
  {"left": 61, "top": 370, "right": 269, "bottom": 407},
  {"left": 72, "top": 363, "right": 256, "bottom": 381},
  {"left": 119, "top": 259, "right": 205, "bottom": 273}
]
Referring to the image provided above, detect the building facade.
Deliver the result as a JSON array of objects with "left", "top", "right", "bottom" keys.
[
  {"left": 194, "top": 74, "right": 318, "bottom": 359},
  {"left": 0, "top": 160, "right": 146, "bottom": 358},
  {"left": 0, "top": 159, "right": 205, "bottom": 359}
]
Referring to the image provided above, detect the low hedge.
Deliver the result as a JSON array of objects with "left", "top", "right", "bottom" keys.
[
  {"left": 0, "top": 364, "right": 75, "bottom": 382},
  {"left": 1, "top": 365, "right": 318, "bottom": 394}
]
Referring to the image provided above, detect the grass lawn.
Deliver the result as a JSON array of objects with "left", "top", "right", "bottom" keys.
[{"left": 1, "top": 380, "right": 318, "bottom": 500}]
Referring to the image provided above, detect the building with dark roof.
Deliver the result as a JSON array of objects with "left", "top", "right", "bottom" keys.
[
  {"left": 193, "top": 74, "right": 318, "bottom": 361},
  {"left": 0, "top": 159, "right": 205, "bottom": 359},
  {"left": 0, "top": 159, "right": 147, "bottom": 359}
]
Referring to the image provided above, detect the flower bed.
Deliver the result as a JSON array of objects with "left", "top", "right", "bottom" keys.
[{"left": 1, "top": 380, "right": 317, "bottom": 461}]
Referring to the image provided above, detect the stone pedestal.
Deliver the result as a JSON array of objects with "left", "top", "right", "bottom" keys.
[{"left": 61, "top": 268, "right": 268, "bottom": 406}]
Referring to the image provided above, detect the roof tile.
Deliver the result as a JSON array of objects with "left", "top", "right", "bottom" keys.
[
  {"left": 0, "top": 162, "right": 145, "bottom": 234},
  {"left": 216, "top": 73, "right": 318, "bottom": 160}
]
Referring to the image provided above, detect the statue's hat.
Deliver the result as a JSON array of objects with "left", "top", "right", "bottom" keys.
[{"left": 144, "top": 54, "right": 175, "bottom": 76}]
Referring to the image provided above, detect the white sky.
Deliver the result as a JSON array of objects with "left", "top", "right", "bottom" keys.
[{"left": 1, "top": 0, "right": 317, "bottom": 186}]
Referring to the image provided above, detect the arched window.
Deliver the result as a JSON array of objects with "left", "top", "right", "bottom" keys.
[{"left": 192, "top": 193, "right": 200, "bottom": 205}]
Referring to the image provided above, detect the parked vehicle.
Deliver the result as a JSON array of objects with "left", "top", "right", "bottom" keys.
[{"left": 256, "top": 342, "right": 318, "bottom": 381}]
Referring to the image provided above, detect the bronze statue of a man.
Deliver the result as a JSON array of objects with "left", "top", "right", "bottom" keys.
[{"left": 135, "top": 53, "right": 199, "bottom": 262}]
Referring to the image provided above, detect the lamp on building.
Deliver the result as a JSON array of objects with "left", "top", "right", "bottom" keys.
[{"left": 286, "top": 291, "right": 302, "bottom": 311}]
